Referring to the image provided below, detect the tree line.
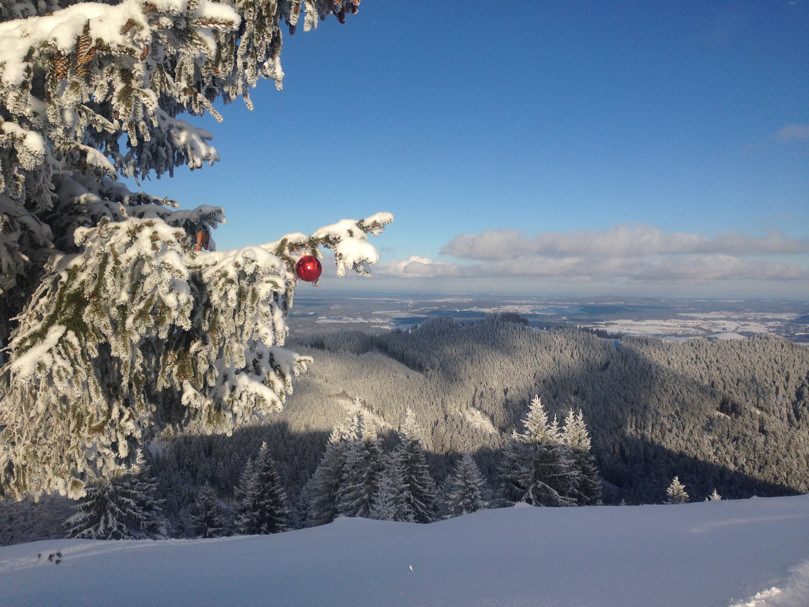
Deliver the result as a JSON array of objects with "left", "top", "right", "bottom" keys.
[{"left": 50, "top": 395, "right": 600, "bottom": 540}]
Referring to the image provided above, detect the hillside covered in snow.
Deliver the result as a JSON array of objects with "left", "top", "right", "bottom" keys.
[{"left": 1, "top": 494, "right": 808, "bottom": 607}]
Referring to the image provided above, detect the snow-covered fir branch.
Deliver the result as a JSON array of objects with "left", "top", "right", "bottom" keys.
[
  {"left": 0, "top": 1, "right": 389, "bottom": 501},
  {"left": 0, "top": 211, "right": 391, "bottom": 500}
]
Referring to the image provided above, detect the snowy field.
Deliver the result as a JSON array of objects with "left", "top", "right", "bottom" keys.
[
  {"left": 1, "top": 495, "right": 808, "bottom": 607},
  {"left": 288, "top": 296, "right": 808, "bottom": 344}
]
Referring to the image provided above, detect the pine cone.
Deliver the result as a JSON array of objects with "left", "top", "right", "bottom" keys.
[
  {"left": 76, "top": 25, "right": 95, "bottom": 78},
  {"left": 195, "top": 228, "right": 210, "bottom": 251},
  {"left": 53, "top": 53, "right": 70, "bottom": 80},
  {"left": 77, "top": 24, "right": 92, "bottom": 61},
  {"left": 76, "top": 60, "right": 89, "bottom": 79}
]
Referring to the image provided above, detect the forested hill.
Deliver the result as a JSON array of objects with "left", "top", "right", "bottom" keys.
[
  {"left": 284, "top": 315, "right": 809, "bottom": 503},
  {"left": 5, "top": 315, "right": 808, "bottom": 544}
]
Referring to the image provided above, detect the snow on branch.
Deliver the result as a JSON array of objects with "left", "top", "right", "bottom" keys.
[
  {"left": 0, "top": 211, "right": 391, "bottom": 500},
  {"left": 309, "top": 212, "right": 395, "bottom": 277}
]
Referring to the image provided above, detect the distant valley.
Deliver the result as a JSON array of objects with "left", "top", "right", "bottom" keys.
[{"left": 289, "top": 293, "right": 809, "bottom": 343}]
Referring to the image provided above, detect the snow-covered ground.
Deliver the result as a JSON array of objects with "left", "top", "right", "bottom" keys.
[
  {"left": 1, "top": 495, "right": 807, "bottom": 607},
  {"left": 288, "top": 296, "right": 808, "bottom": 344},
  {"left": 590, "top": 317, "right": 785, "bottom": 340}
]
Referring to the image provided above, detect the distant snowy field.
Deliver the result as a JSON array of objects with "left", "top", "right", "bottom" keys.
[
  {"left": 2, "top": 495, "right": 808, "bottom": 607},
  {"left": 288, "top": 296, "right": 808, "bottom": 344}
]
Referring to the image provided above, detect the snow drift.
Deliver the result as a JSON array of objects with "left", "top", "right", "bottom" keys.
[{"left": 1, "top": 494, "right": 808, "bottom": 606}]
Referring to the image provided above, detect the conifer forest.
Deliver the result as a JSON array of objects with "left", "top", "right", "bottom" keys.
[{"left": 3, "top": 315, "right": 808, "bottom": 543}]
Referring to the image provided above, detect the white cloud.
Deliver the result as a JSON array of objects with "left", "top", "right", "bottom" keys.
[
  {"left": 474, "top": 254, "right": 807, "bottom": 282},
  {"left": 745, "top": 122, "right": 809, "bottom": 154},
  {"left": 441, "top": 224, "right": 809, "bottom": 260},
  {"left": 376, "top": 225, "right": 809, "bottom": 291},
  {"left": 377, "top": 254, "right": 807, "bottom": 284},
  {"left": 775, "top": 123, "right": 809, "bottom": 142},
  {"left": 376, "top": 255, "right": 463, "bottom": 278}
]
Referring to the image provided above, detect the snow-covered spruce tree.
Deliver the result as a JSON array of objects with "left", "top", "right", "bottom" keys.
[
  {"left": 390, "top": 408, "right": 436, "bottom": 523},
  {"left": 666, "top": 476, "right": 689, "bottom": 505},
  {"left": 191, "top": 482, "right": 227, "bottom": 538},
  {"left": 501, "top": 396, "right": 577, "bottom": 507},
  {"left": 561, "top": 408, "right": 602, "bottom": 506},
  {"left": 234, "top": 441, "right": 289, "bottom": 535},
  {"left": 0, "top": 1, "right": 392, "bottom": 501},
  {"left": 302, "top": 422, "right": 352, "bottom": 527},
  {"left": 233, "top": 456, "right": 256, "bottom": 512},
  {"left": 335, "top": 412, "right": 383, "bottom": 519},
  {"left": 64, "top": 477, "right": 134, "bottom": 540},
  {"left": 65, "top": 449, "right": 167, "bottom": 539},
  {"left": 441, "top": 451, "right": 490, "bottom": 518},
  {"left": 123, "top": 449, "right": 168, "bottom": 537},
  {"left": 369, "top": 450, "right": 413, "bottom": 522}
]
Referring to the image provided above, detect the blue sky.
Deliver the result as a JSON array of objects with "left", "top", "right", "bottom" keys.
[{"left": 152, "top": 0, "right": 808, "bottom": 298}]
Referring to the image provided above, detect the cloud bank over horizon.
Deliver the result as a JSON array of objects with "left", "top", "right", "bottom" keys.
[
  {"left": 441, "top": 224, "right": 809, "bottom": 259},
  {"left": 373, "top": 224, "right": 809, "bottom": 296}
]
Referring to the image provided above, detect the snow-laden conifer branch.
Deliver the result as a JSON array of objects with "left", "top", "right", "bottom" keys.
[
  {"left": 0, "top": 0, "right": 381, "bottom": 501},
  {"left": 0, "top": 211, "right": 391, "bottom": 501},
  {"left": 0, "top": 0, "right": 365, "bottom": 344},
  {"left": 0, "top": 0, "right": 363, "bottom": 202},
  {"left": 305, "top": 211, "right": 394, "bottom": 277}
]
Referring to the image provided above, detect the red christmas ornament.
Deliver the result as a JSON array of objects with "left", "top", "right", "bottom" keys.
[{"left": 296, "top": 255, "right": 322, "bottom": 283}]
